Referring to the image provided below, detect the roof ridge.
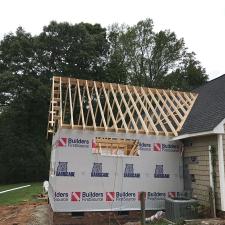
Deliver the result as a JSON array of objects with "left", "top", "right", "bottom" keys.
[{"left": 195, "top": 74, "right": 225, "bottom": 91}]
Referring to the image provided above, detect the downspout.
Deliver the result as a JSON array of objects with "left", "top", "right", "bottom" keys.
[
  {"left": 208, "top": 145, "right": 216, "bottom": 217},
  {"left": 217, "top": 134, "right": 225, "bottom": 211}
]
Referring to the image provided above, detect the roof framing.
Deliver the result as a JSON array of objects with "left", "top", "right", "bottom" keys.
[{"left": 47, "top": 76, "right": 198, "bottom": 137}]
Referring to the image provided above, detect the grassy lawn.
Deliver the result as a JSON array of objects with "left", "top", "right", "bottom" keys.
[
  {"left": 0, "top": 182, "right": 44, "bottom": 205},
  {"left": 148, "top": 220, "right": 171, "bottom": 225}
]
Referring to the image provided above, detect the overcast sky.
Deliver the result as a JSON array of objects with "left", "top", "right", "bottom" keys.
[{"left": 0, "top": 0, "right": 224, "bottom": 80}]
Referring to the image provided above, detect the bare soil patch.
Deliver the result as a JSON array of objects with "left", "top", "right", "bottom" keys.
[{"left": 0, "top": 203, "right": 48, "bottom": 225}]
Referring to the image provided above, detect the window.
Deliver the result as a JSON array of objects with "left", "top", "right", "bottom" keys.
[{"left": 92, "top": 137, "right": 139, "bottom": 156}]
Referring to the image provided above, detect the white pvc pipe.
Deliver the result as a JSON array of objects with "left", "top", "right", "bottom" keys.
[
  {"left": 0, "top": 185, "right": 31, "bottom": 194},
  {"left": 218, "top": 134, "right": 225, "bottom": 211}
]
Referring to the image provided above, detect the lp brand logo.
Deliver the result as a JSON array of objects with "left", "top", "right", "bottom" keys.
[
  {"left": 106, "top": 192, "right": 115, "bottom": 201},
  {"left": 71, "top": 192, "right": 81, "bottom": 202}
]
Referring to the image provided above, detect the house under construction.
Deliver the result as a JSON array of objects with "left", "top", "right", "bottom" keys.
[{"left": 47, "top": 76, "right": 198, "bottom": 216}]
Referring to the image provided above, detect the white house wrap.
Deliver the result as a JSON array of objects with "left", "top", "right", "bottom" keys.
[{"left": 49, "top": 129, "right": 183, "bottom": 212}]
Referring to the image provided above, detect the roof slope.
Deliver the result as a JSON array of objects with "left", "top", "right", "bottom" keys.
[
  {"left": 47, "top": 76, "right": 197, "bottom": 137},
  {"left": 180, "top": 74, "right": 225, "bottom": 135}
]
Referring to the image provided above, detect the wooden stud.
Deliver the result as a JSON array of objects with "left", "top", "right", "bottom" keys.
[
  {"left": 163, "top": 90, "right": 183, "bottom": 120},
  {"left": 102, "top": 82, "right": 118, "bottom": 132},
  {"left": 148, "top": 88, "right": 178, "bottom": 136},
  {"left": 118, "top": 84, "right": 139, "bottom": 133},
  {"left": 62, "top": 86, "right": 69, "bottom": 123},
  {"left": 133, "top": 86, "right": 158, "bottom": 135},
  {"left": 77, "top": 79, "right": 85, "bottom": 129},
  {"left": 110, "top": 83, "right": 129, "bottom": 133},
  {"left": 140, "top": 87, "right": 168, "bottom": 136},
  {"left": 155, "top": 89, "right": 180, "bottom": 127},
  {"left": 85, "top": 81, "right": 96, "bottom": 130},
  {"left": 94, "top": 81, "right": 107, "bottom": 130},
  {"left": 68, "top": 78, "right": 74, "bottom": 127}
]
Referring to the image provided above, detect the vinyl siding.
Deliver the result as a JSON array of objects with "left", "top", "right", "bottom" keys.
[{"left": 184, "top": 135, "right": 219, "bottom": 208}]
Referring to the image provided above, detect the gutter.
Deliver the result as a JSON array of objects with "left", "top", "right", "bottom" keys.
[{"left": 172, "top": 131, "right": 215, "bottom": 141}]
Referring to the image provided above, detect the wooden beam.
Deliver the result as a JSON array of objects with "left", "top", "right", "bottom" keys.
[
  {"left": 94, "top": 81, "right": 107, "bottom": 130},
  {"left": 102, "top": 82, "right": 118, "bottom": 132},
  {"left": 155, "top": 89, "right": 180, "bottom": 128},
  {"left": 177, "top": 93, "right": 198, "bottom": 131},
  {"left": 110, "top": 84, "right": 129, "bottom": 133},
  {"left": 177, "top": 91, "right": 190, "bottom": 108},
  {"left": 85, "top": 81, "right": 96, "bottom": 130},
  {"left": 140, "top": 87, "right": 168, "bottom": 136},
  {"left": 163, "top": 90, "right": 183, "bottom": 121},
  {"left": 85, "top": 87, "right": 94, "bottom": 125},
  {"left": 62, "top": 86, "right": 69, "bottom": 123},
  {"left": 68, "top": 78, "right": 74, "bottom": 127},
  {"left": 48, "top": 76, "right": 197, "bottom": 137},
  {"left": 117, "top": 84, "right": 139, "bottom": 133},
  {"left": 133, "top": 86, "right": 158, "bottom": 135},
  {"left": 77, "top": 79, "right": 85, "bottom": 129},
  {"left": 169, "top": 91, "right": 186, "bottom": 115},
  {"left": 148, "top": 88, "right": 177, "bottom": 136},
  {"left": 78, "top": 84, "right": 86, "bottom": 126}
]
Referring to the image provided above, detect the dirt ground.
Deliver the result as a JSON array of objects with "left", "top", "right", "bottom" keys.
[
  {"left": 0, "top": 203, "right": 49, "bottom": 225},
  {"left": 1, "top": 203, "right": 225, "bottom": 225}
]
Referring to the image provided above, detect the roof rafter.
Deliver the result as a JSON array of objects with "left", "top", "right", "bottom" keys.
[{"left": 47, "top": 76, "right": 198, "bottom": 137}]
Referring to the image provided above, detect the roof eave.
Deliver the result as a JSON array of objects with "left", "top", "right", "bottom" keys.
[{"left": 172, "top": 118, "right": 225, "bottom": 141}]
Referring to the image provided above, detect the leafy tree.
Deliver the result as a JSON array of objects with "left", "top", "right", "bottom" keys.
[
  {"left": 105, "top": 24, "right": 128, "bottom": 84},
  {"left": 0, "top": 27, "right": 37, "bottom": 75},
  {"left": 106, "top": 19, "right": 208, "bottom": 90},
  {"left": 0, "top": 75, "right": 50, "bottom": 183},
  {"left": 0, "top": 21, "right": 110, "bottom": 183},
  {"left": 162, "top": 52, "right": 208, "bottom": 91},
  {"left": 36, "top": 21, "right": 109, "bottom": 80}
]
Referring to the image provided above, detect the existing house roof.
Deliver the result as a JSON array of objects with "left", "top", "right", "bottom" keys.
[
  {"left": 180, "top": 74, "right": 225, "bottom": 135},
  {"left": 47, "top": 76, "right": 197, "bottom": 137}
]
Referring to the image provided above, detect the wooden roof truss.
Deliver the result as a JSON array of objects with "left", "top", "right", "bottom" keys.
[{"left": 47, "top": 76, "right": 198, "bottom": 137}]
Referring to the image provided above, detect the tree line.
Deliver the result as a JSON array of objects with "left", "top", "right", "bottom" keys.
[{"left": 0, "top": 19, "right": 208, "bottom": 183}]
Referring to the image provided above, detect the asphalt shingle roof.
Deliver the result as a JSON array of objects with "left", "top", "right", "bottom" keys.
[{"left": 180, "top": 74, "right": 225, "bottom": 135}]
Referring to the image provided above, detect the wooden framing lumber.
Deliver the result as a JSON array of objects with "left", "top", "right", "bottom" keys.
[
  {"left": 47, "top": 76, "right": 198, "bottom": 137},
  {"left": 85, "top": 81, "right": 96, "bottom": 130},
  {"left": 94, "top": 81, "right": 107, "bottom": 130},
  {"left": 77, "top": 79, "right": 85, "bottom": 129},
  {"left": 68, "top": 78, "right": 74, "bottom": 127}
]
